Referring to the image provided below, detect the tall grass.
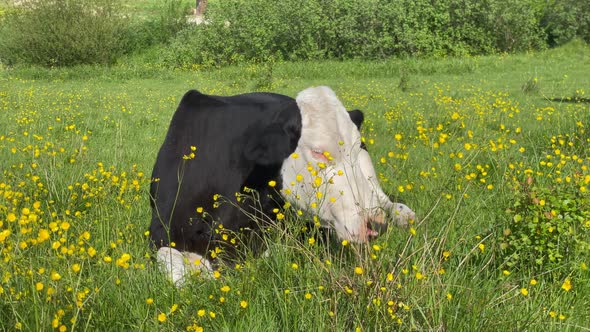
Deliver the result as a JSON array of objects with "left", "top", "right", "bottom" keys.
[{"left": 0, "top": 43, "right": 589, "bottom": 331}]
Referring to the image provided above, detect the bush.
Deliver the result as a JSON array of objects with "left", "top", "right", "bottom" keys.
[
  {"left": 1, "top": 0, "right": 587, "bottom": 68},
  {"left": 0, "top": 0, "right": 130, "bottom": 66},
  {"left": 540, "top": 0, "right": 590, "bottom": 46},
  {"left": 123, "top": 0, "right": 191, "bottom": 52},
  {"left": 0, "top": 0, "right": 189, "bottom": 67},
  {"left": 485, "top": 0, "right": 546, "bottom": 52},
  {"left": 163, "top": 0, "right": 561, "bottom": 68}
]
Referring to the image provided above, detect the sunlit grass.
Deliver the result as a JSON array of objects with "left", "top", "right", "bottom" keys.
[{"left": 1, "top": 42, "right": 589, "bottom": 331}]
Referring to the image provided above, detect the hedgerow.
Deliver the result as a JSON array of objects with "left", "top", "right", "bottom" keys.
[
  {"left": 162, "top": 0, "right": 587, "bottom": 68},
  {"left": 0, "top": 0, "right": 588, "bottom": 67}
]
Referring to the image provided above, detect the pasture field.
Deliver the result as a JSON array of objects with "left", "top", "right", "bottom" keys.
[{"left": 1, "top": 41, "right": 589, "bottom": 331}]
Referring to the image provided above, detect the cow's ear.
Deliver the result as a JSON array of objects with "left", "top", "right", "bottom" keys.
[
  {"left": 348, "top": 109, "right": 364, "bottom": 130},
  {"left": 244, "top": 124, "right": 295, "bottom": 166},
  {"left": 244, "top": 101, "right": 301, "bottom": 166}
]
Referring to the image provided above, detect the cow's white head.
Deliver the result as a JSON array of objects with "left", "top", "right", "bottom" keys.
[{"left": 281, "top": 86, "right": 415, "bottom": 243}]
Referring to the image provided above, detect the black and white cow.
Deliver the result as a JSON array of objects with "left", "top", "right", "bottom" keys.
[{"left": 149, "top": 86, "right": 415, "bottom": 285}]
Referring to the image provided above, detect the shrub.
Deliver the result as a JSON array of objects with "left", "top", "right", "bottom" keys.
[
  {"left": 0, "top": 0, "right": 190, "bottom": 67},
  {"left": 485, "top": 0, "right": 546, "bottom": 52},
  {"left": 123, "top": 0, "right": 190, "bottom": 52},
  {"left": 0, "top": 0, "right": 129, "bottom": 66},
  {"left": 162, "top": 0, "right": 561, "bottom": 68},
  {"left": 541, "top": 0, "right": 590, "bottom": 47},
  {"left": 1, "top": 0, "right": 587, "bottom": 68}
]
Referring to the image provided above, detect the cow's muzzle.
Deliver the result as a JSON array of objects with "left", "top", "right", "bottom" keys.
[{"left": 365, "top": 212, "right": 388, "bottom": 241}]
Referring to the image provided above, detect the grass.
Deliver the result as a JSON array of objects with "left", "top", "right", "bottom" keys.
[{"left": 0, "top": 41, "right": 589, "bottom": 331}]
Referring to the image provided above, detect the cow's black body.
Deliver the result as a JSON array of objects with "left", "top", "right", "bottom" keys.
[{"left": 149, "top": 90, "right": 302, "bottom": 260}]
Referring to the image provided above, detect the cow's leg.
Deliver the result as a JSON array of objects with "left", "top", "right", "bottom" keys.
[
  {"left": 156, "top": 247, "right": 214, "bottom": 287},
  {"left": 157, "top": 247, "right": 188, "bottom": 286},
  {"left": 182, "top": 251, "right": 213, "bottom": 277}
]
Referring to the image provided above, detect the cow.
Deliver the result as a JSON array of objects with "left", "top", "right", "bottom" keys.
[{"left": 149, "top": 86, "right": 416, "bottom": 285}]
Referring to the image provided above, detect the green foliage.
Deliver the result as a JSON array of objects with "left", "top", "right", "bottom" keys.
[
  {"left": 123, "top": 0, "right": 190, "bottom": 52},
  {"left": 0, "top": 0, "right": 129, "bottom": 66},
  {"left": 162, "top": 0, "right": 565, "bottom": 68},
  {"left": 540, "top": 0, "right": 590, "bottom": 46},
  {"left": 0, "top": 0, "right": 189, "bottom": 67},
  {"left": 501, "top": 176, "right": 590, "bottom": 275},
  {"left": 486, "top": 0, "right": 546, "bottom": 52},
  {"left": 1, "top": 0, "right": 588, "bottom": 67}
]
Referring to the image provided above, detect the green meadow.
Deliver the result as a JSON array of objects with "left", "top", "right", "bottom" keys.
[{"left": 1, "top": 41, "right": 589, "bottom": 331}]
